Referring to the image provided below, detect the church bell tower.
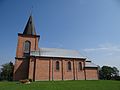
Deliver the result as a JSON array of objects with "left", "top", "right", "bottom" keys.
[{"left": 13, "top": 15, "right": 40, "bottom": 80}]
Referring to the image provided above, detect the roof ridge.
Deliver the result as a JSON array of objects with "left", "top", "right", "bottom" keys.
[{"left": 39, "top": 47, "right": 79, "bottom": 52}]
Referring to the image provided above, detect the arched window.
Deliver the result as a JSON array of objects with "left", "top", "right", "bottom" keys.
[
  {"left": 56, "top": 61, "right": 59, "bottom": 71},
  {"left": 68, "top": 61, "right": 71, "bottom": 71},
  {"left": 79, "top": 62, "right": 82, "bottom": 70},
  {"left": 24, "top": 41, "right": 31, "bottom": 54}
]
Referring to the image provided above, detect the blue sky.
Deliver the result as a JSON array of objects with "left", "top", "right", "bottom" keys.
[{"left": 0, "top": 0, "right": 120, "bottom": 70}]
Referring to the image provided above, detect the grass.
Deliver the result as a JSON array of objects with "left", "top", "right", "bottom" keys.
[{"left": 0, "top": 80, "right": 120, "bottom": 90}]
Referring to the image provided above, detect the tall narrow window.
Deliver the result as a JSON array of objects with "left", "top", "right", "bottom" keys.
[
  {"left": 78, "top": 62, "right": 82, "bottom": 70},
  {"left": 56, "top": 61, "right": 59, "bottom": 71},
  {"left": 68, "top": 61, "right": 71, "bottom": 71},
  {"left": 24, "top": 41, "right": 31, "bottom": 54}
]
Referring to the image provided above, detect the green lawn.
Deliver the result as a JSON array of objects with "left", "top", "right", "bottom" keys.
[{"left": 0, "top": 80, "right": 120, "bottom": 90}]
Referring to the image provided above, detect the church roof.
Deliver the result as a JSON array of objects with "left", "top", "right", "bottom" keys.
[
  {"left": 85, "top": 61, "right": 98, "bottom": 68},
  {"left": 30, "top": 48, "right": 98, "bottom": 68},
  {"left": 30, "top": 48, "right": 86, "bottom": 59},
  {"left": 23, "top": 15, "right": 36, "bottom": 35}
]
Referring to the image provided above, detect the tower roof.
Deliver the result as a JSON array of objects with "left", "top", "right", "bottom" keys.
[{"left": 23, "top": 15, "right": 36, "bottom": 35}]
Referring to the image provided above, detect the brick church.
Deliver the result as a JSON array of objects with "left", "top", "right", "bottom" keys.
[{"left": 13, "top": 15, "right": 98, "bottom": 81}]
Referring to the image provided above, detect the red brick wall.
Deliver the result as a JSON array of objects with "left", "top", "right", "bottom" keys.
[
  {"left": 35, "top": 58, "right": 49, "bottom": 81},
  {"left": 28, "top": 57, "right": 88, "bottom": 81},
  {"left": 28, "top": 57, "right": 35, "bottom": 80},
  {"left": 13, "top": 34, "right": 39, "bottom": 81},
  {"left": 13, "top": 58, "right": 29, "bottom": 80},
  {"left": 63, "top": 59, "right": 74, "bottom": 80},
  {"left": 16, "top": 35, "right": 39, "bottom": 58},
  {"left": 85, "top": 68, "right": 98, "bottom": 80},
  {"left": 14, "top": 55, "right": 98, "bottom": 81},
  {"left": 76, "top": 61, "right": 85, "bottom": 80},
  {"left": 53, "top": 60, "right": 62, "bottom": 80}
]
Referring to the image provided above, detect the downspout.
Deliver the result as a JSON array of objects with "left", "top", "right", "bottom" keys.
[
  {"left": 84, "top": 61, "right": 86, "bottom": 80},
  {"left": 62, "top": 59, "right": 64, "bottom": 80},
  {"left": 52, "top": 58, "right": 54, "bottom": 81},
  {"left": 49, "top": 59, "right": 51, "bottom": 81},
  {"left": 76, "top": 60, "right": 78, "bottom": 80},
  {"left": 73, "top": 59, "right": 75, "bottom": 80}
]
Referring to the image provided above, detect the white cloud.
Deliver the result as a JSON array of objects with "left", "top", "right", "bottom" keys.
[
  {"left": 84, "top": 43, "right": 120, "bottom": 53},
  {"left": 83, "top": 43, "right": 120, "bottom": 72},
  {"left": 84, "top": 47, "right": 108, "bottom": 52}
]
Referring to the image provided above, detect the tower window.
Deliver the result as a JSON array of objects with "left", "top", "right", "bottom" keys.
[
  {"left": 56, "top": 61, "right": 60, "bottom": 71},
  {"left": 68, "top": 61, "right": 71, "bottom": 71},
  {"left": 24, "top": 41, "right": 31, "bottom": 54}
]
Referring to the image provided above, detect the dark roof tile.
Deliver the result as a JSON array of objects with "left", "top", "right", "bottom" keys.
[{"left": 23, "top": 15, "right": 36, "bottom": 35}]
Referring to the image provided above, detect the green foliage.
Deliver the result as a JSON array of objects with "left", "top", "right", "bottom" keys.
[
  {"left": 0, "top": 62, "right": 14, "bottom": 81},
  {"left": 99, "top": 66, "right": 119, "bottom": 80},
  {"left": 112, "top": 67, "right": 119, "bottom": 76},
  {"left": 0, "top": 80, "right": 120, "bottom": 90}
]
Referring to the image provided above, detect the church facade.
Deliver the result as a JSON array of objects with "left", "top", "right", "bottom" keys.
[{"left": 13, "top": 16, "right": 98, "bottom": 81}]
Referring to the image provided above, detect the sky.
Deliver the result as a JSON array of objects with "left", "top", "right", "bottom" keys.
[{"left": 0, "top": 0, "right": 120, "bottom": 71}]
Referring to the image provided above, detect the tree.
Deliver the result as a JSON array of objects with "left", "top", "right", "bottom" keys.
[
  {"left": 99, "top": 66, "right": 119, "bottom": 80},
  {"left": 0, "top": 62, "right": 14, "bottom": 81},
  {"left": 112, "top": 67, "right": 119, "bottom": 76},
  {"left": 0, "top": 68, "right": 1, "bottom": 80}
]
